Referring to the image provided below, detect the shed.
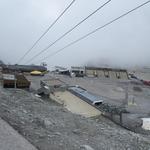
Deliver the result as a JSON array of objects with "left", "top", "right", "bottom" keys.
[
  {"left": 70, "top": 66, "right": 85, "bottom": 77},
  {"left": 16, "top": 74, "right": 30, "bottom": 88},
  {"left": 3, "top": 74, "right": 30, "bottom": 88},
  {"left": 3, "top": 74, "right": 16, "bottom": 88}
]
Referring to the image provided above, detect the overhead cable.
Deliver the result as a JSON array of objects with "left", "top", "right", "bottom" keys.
[
  {"left": 25, "top": 0, "right": 111, "bottom": 64},
  {"left": 36, "top": 0, "right": 150, "bottom": 63},
  {"left": 17, "top": 0, "right": 76, "bottom": 64}
]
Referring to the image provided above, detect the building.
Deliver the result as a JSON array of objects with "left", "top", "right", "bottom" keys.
[
  {"left": 68, "top": 86, "right": 103, "bottom": 106},
  {"left": 2, "top": 74, "right": 30, "bottom": 88},
  {"left": 85, "top": 67, "right": 128, "bottom": 80},
  {"left": 54, "top": 66, "right": 70, "bottom": 75},
  {"left": 3, "top": 74, "right": 16, "bottom": 88},
  {"left": 70, "top": 66, "right": 85, "bottom": 77},
  {"left": 2, "top": 65, "right": 47, "bottom": 73},
  {"left": 16, "top": 74, "right": 30, "bottom": 88}
]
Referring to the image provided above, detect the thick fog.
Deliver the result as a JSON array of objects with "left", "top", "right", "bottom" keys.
[{"left": 0, "top": 0, "right": 150, "bottom": 69}]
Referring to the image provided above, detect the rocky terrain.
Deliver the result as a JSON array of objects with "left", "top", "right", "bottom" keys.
[{"left": 0, "top": 86, "right": 150, "bottom": 150}]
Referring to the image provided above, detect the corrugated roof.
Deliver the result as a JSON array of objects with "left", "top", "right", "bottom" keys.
[{"left": 68, "top": 87, "right": 103, "bottom": 104}]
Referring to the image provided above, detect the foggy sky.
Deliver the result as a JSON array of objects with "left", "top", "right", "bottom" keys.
[{"left": 0, "top": 0, "right": 150, "bottom": 69}]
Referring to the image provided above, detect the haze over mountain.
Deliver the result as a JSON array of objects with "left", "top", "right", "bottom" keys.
[{"left": 0, "top": 0, "right": 150, "bottom": 69}]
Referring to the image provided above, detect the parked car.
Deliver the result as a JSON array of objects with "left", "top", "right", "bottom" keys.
[{"left": 142, "top": 80, "right": 150, "bottom": 86}]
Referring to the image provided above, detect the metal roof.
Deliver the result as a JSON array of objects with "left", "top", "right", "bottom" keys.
[
  {"left": 68, "top": 86, "right": 103, "bottom": 105},
  {"left": 3, "top": 65, "right": 47, "bottom": 72}
]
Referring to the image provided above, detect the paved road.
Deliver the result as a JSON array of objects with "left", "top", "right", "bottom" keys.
[{"left": 0, "top": 118, "right": 37, "bottom": 150}]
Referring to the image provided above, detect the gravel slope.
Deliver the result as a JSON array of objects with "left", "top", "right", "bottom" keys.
[{"left": 0, "top": 87, "right": 150, "bottom": 150}]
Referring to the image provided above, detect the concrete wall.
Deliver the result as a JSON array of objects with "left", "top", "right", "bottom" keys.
[
  {"left": 104, "top": 70, "right": 109, "bottom": 78},
  {"left": 85, "top": 69, "right": 95, "bottom": 77},
  {"left": 97, "top": 70, "right": 105, "bottom": 78},
  {"left": 120, "top": 72, "right": 128, "bottom": 80},
  {"left": 109, "top": 71, "right": 117, "bottom": 79}
]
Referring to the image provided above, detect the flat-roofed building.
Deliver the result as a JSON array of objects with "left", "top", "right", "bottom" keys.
[
  {"left": 85, "top": 67, "right": 128, "bottom": 80},
  {"left": 70, "top": 66, "right": 85, "bottom": 77}
]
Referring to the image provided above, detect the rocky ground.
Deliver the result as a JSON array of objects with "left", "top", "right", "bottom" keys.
[{"left": 0, "top": 86, "right": 150, "bottom": 150}]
